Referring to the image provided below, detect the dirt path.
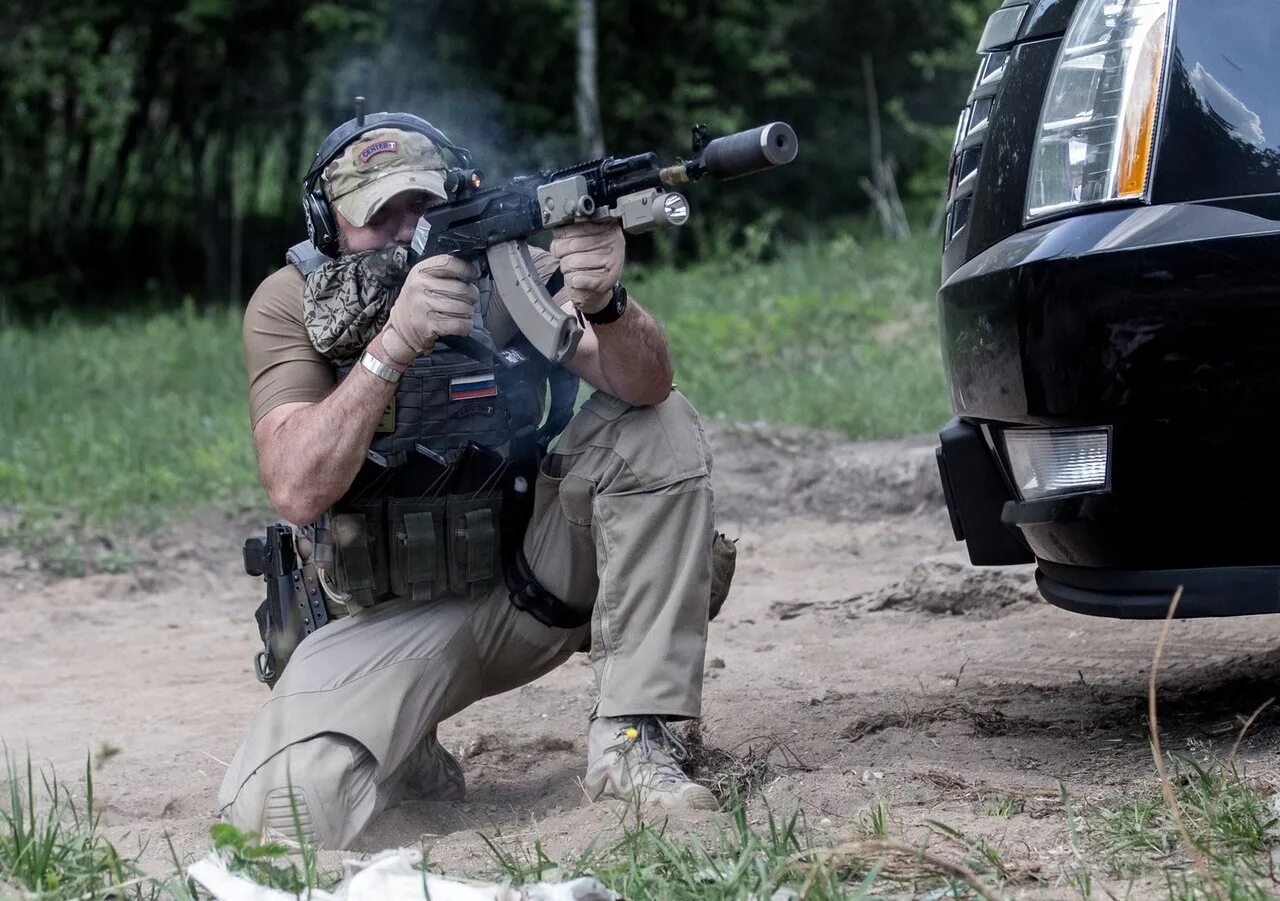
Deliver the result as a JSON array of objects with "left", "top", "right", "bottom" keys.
[{"left": 4, "top": 425, "right": 1279, "bottom": 893}]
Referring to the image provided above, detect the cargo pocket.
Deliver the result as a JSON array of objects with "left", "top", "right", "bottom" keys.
[
  {"left": 330, "top": 500, "right": 390, "bottom": 607},
  {"left": 580, "top": 390, "right": 631, "bottom": 422},
  {"left": 446, "top": 492, "right": 503, "bottom": 598},
  {"left": 709, "top": 531, "right": 737, "bottom": 621},
  {"left": 388, "top": 498, "right": 448, "bottom": 602}
]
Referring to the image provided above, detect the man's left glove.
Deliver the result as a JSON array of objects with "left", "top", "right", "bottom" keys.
[{"left": 550, "top": 220, "right": 625, "bottom": 314}]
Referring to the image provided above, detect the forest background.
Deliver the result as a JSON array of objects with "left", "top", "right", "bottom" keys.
[{"left": 1, "top": 0, "right": 991, "bottom": 321}]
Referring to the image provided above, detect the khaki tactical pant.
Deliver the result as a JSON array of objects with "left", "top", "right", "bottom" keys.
[{"left": 219, "top": 391, "right": 714, "bottom": 848}]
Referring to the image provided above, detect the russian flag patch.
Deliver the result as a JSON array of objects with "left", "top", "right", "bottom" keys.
[{"left": 449, "top": 373, "right": 498, "bottom": 402}]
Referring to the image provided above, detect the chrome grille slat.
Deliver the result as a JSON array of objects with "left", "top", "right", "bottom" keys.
[{"left": 944, "top": 8, "right": 1020, "bottom": 248}]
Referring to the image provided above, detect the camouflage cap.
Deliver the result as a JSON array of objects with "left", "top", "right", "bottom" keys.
[{"left": 323, "top": 128, "right": 449, "bottom": 227}]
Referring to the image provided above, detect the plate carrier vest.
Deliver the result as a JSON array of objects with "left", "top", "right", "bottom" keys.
[{"left": 285, "top": 240, "right": 580, "bottom": 611}]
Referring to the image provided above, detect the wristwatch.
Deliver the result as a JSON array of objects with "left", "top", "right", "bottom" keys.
[
  {"left": 360, "top": 349, "right": 402, "bottom": 383},
  {"left": 583, "top": 283, "right": 629, "bottom": 326}
]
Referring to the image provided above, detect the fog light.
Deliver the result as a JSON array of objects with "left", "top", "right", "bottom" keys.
[{"left": 1001, "top": 428, "right": 1110, "bottom": 501}]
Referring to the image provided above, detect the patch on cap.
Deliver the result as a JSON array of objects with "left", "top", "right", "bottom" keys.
[{"left": 357, "top": 140, "right": 399, "bottom": 166}]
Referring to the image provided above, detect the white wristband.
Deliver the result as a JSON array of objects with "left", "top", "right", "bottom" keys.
[{"left": 359, "top": 350, "right": 402, "bottom": 383}]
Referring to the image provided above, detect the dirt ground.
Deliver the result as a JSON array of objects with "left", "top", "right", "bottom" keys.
[{"left": 4, "top": 422, "right": 1280, "bottom": 895}]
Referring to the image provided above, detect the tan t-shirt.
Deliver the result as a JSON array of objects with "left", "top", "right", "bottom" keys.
[{"left": 243, "top": 248, "right": 561, "bottom": 427}]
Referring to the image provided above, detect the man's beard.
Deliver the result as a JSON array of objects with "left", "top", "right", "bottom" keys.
[{"left": 336, "top": 232, "right": 409, "bottom": 258}]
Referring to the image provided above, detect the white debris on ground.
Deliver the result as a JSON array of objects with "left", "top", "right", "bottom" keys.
[{"left": 187, "top": 848, "right": 617, "bottom": 901}]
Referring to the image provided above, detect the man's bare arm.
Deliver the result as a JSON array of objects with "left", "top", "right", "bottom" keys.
[
  {"left": 253, "top": 331, "right": 401, "bottom": 524},
  {"left": 564, "top": 295, "right": 673, "bottom": 406},
  {"left": 549, "top": 221, "right": 672, "bottom": 406}
]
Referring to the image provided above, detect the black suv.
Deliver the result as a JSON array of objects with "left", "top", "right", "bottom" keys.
[{"left": 935, "top": 0, "right": 1280, "bottom": 617}]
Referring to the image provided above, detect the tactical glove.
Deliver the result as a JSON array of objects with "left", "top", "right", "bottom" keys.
[
  {"left": 550, "top": 220, "right": 625, "bottom": 314},
  {"left": 381, "top": 254, "right": 481, "bottom": 365}
]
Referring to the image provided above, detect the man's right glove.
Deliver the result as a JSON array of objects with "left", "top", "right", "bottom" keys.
[
  {"left": 380, "top": 254, "right": 480, "bottom": 366},
  {"left": 550, "top": 220, "right": 625, "bottom": 314}
]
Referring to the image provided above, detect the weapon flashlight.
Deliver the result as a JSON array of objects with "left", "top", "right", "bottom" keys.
[{"left": 661, "top": 193, "right": 690, "bottom": 226}]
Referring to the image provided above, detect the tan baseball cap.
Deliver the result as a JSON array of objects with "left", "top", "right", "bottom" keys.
[{"left": 322, "top": 128, "right": 449, "bottom": 227}]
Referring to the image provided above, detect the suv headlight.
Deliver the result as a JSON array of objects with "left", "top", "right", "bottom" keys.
[{"left": 1025, "top": 0, "right": 1175, "bottom": 223}]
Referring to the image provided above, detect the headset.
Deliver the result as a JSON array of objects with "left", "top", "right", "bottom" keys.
[{"left": 302, "top": 107, "right": 472, "bottom": 257}]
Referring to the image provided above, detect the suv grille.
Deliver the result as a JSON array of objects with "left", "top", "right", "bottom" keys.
[
  {"left": 945, "top": 0, "right": 1033, "bottom": 247},
  {"left": 945, "top": 47, "right": 1011, "bottom": 247}
]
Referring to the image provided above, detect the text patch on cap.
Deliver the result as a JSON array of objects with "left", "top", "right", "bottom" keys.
[{"left": 358, "top": 140, "right": 399, "bottom": 165}]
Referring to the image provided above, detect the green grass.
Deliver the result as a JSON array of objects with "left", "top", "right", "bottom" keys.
[
  {"left": 981, "top": 792, "right": 1026, "bottom": 819},
  {"left": 0, "top": 748, "right": 193, "bottom": 900},
  {"left": 19, "top": 745, "right": 1280, "bottom": 900},
  {"left": 636, "top": 230, "right": 948, "bottom": 437},
  {"left": 0, "top": 230, "right": 948, "bottom": 532},
  {"left": 1084, "top": 751, "right": 1280, "bottom": 899},
  {"left": 5, "top": 748, "right": 1015, "bottom": 900},
  {"left": 0, "top": 300, "right": 262, "bottom": 527},
  {"left": 478, "top": 803, "right": 886, "bottom": 900}
]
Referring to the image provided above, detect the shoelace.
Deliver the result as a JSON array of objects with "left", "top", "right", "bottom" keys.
[
  {"left": 634, "top": 716, "right": 692, "bottom": 763},
  {"left": 607, "top": 716, "right": 695, "bottom": 788}
]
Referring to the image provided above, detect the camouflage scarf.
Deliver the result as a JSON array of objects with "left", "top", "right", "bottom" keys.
[{"left": 302, "top": 245, "right": 413, "bottom": 364}]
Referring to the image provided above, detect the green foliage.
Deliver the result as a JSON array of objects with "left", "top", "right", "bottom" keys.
[
  {"left": 1084, "top": 750, "right": 1280, "bottom": 898},
  {"left": 637, "top": 229, "right": 950, "bottom": 437},
  {"left": 209, "top": 821, "right": 339, "bottom": 894},
  {"left": 0, "top": 301, "right": 264, "bottom": 526},
  {"left": 857, "top": 798, "right": 893, "bottom": 838},
  {"left": 981, "top": 792, "right": 1026, "bottom": 818},
  {"left": 1093, "top": 752, "right": 1279, "bottom": 878},
  {"left": 0, "top": 749, "right": 162, "bottom": 899},
  {"left": 0, "top": 233, "right": 946, "bottom": 531},
  {"left": 482, "top": 802, "right": 885, "bottom": 900},
  {"left": 1, "top": 0, "right": 992, "bottom": 317}
]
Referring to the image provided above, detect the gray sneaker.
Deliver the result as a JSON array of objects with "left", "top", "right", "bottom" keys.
[
  {"left": 583, "top": 716, "right": 718, "bottom": 811},
  {"left": 398, "top": 731, "right": 465, "bottom": 802}
]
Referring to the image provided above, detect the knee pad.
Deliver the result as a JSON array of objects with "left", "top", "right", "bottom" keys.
[
  {"left": 260, "top": 785, "right": 319, "bottom": 845},
  {"left": 223, "top": 733, "right": 377, "bottom": 849}
]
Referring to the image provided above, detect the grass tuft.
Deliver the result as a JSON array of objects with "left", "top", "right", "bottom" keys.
[
  {"left": 208, "top": 821, "right": 341, "bottom": 894},
  {"left": 0, "top": 747, "right": 170, "bottom": 900},
  {"left": 1093, "top": 751, "right": 1280, "bottom": 886},
  {"left": 479, "top": 800, "right": 886, "bottom": 900}
]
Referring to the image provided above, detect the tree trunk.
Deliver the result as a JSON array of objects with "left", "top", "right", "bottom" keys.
[
  {"left": 229, "top": 143, "right": 244, "bottom": 306},
  {"left": 575, "top": 0, "right": 605, "bottom": 159},
  {"left": 279, "top": 16, "right": 310, "bottom": 223}
]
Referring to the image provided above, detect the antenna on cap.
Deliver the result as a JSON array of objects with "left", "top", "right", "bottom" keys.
[{"left": 354, "top": 96, "right": 366, "bottom": 126}]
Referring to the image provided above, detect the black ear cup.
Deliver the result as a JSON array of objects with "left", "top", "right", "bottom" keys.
[{"left": 303, "top": 188, "right": 339, "bottom": 257}]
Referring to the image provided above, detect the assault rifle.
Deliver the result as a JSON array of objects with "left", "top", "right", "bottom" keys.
[{"left": 414, "top": 122, "right": 798, "bottom": 364}]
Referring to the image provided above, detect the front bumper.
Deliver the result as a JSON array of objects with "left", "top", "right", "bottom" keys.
[
  {"left": 936, "top": 200, "right": 1280, "bottom": 617},
  {"left": 1037, "top": 561, "right": 1280, "bottom": 618},
  {"left": 936, "top": 416, "right": 1280, "bottom": 618}
]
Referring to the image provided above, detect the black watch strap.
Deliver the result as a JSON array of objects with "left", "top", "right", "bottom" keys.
[{"left": 583, "top": 283, "right": 628, "bottom": 325}]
